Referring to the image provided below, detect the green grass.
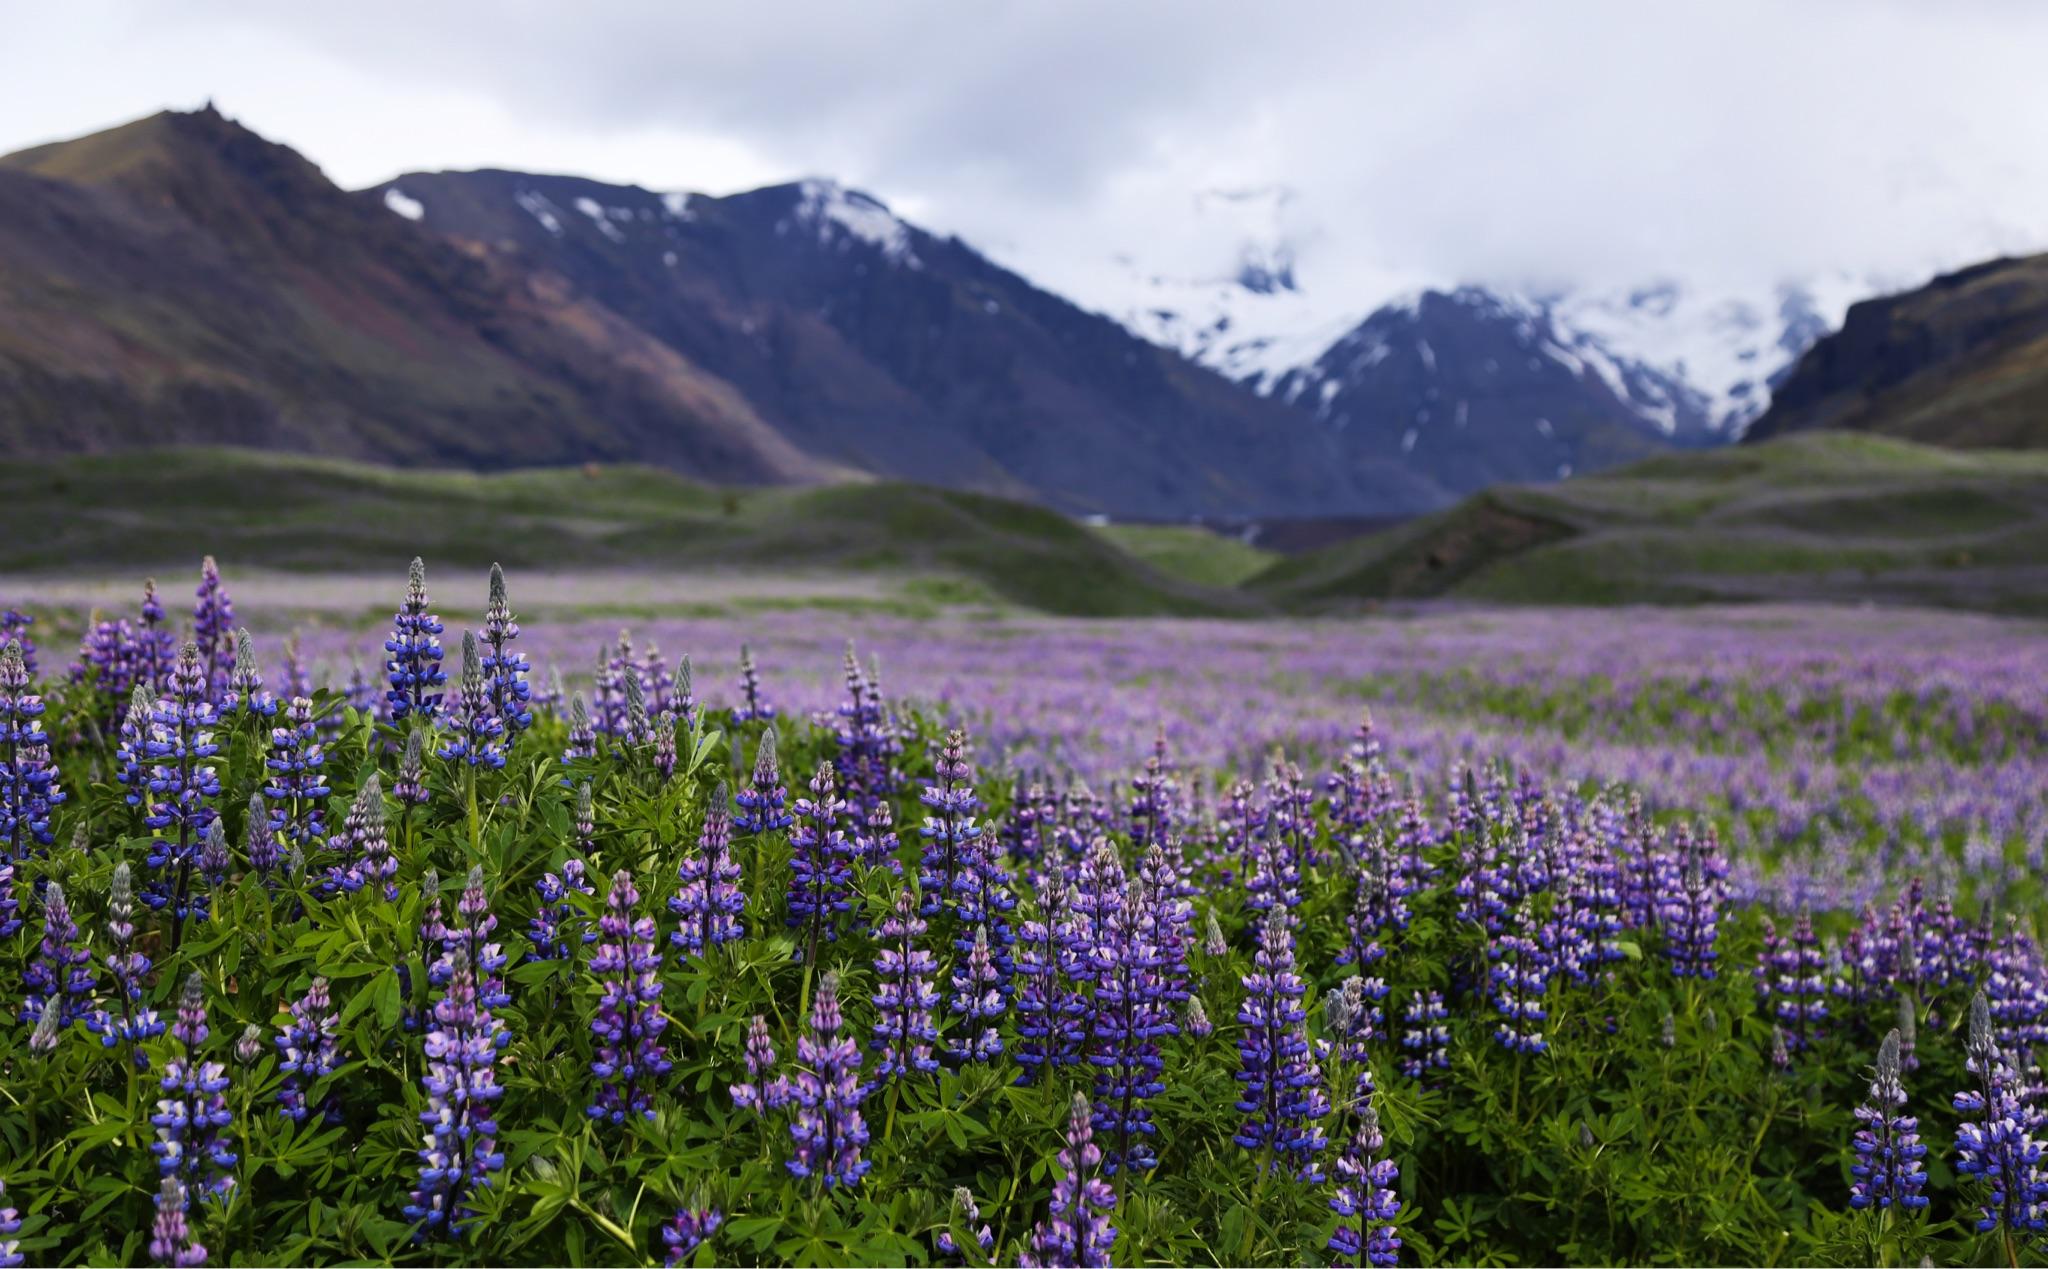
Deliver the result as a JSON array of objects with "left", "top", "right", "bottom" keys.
[
  {"left": 1091, "top": 523, "right": 1278, "bottom": 588},
  {"left": 0, "top": 448, "right": 1255, "bottom": 619},
  {"left": 1251, "top": 433, "right": 2048, "bottom": 612}
]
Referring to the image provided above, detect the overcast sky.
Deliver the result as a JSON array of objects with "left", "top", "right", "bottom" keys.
[{"left": 10, "top": 1, "right": 2048, "bottom": 307}]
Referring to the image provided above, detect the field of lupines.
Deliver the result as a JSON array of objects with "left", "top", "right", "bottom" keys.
[{"left": 0, "top": 557, "right": 2046, "bottom": 1265}]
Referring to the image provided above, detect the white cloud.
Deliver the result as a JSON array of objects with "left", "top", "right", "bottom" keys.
[{"left": 7, "top": 0, "right": 2048, "bottom": 314}]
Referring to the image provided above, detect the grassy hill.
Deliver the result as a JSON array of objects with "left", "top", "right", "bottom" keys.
[
  {"left": 1249, "top": 434, "right": 2048, "bottom": 615},
  {"left": 0, "top": 448, "right": 1257, "bottom": 618}
]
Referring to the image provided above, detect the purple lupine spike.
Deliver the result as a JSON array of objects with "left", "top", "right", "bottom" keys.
[
  {"left": 662, "top": 1206, "right": 722, "bottom": 1265},
  {"left": 588, "top": 870, "right": 671, "bottom": 1125},
  {"left": 936, "top": 1187, "right": 994, "bottom": 1262},
  {"left": 527, "top": 858, "right": 597, "bottom": 965},
  {"left": 191, "top": 557, "right": 236, "bottom": 703},
  {"left": 0, "top": 640, "right": 64, "bottom": 861},
  {"left": 0, "top": 857, "right": 18, "bottom": 940},
  {"left": 1849, "top": 1029, "right": 1928, "bottom": 1213},
  {"left": 734, "top": 729, "right": 791, "bottom": 836},
  {"left": 855, "top": 800, "right": 902, "bottom": 874},
  {"left": 264, "top": 696, "right": 329, "bottom": 852},
  {"left": 730, "top": 1014, "right": 788, "bottom": 1117},
  {"left": 832, "top": 644, "right": 901, "bottom": 819},
  {"left": 137, "top": 578, "right": 175, "bottom": 699},
  {"left": 150, "top": 1176, "right": 207, "bottom": 1267},
  {"left": 27, "top": 1005, "right": 59, "bottom": 1056},
  {"left": 196, "top": 820, "right": 229, "bottom": 892},
  {"left": 573, "top": 781, "right": 595, "bottom": 856},
  {"left": 1084, "top": 870, "right": 1176, "bottom": 1176},
  {"left": 1756, "top": 911, "right": 1829, "bottom": 1055},
  {"left": 593, "top": 631, "right": 635, "bottom": 738},
  {"left": 1328, "top": 1103, "right": 1402, "bottom": 1267},
  {"left": 69, "top": 609, "right": 143, "bottom": 736},
  {"left": 151, "top": 974, "right": 237, "bottom": 1202},
  {"left": 1015, "top": 881, "right": 1087, "bottom": 1084},
  {"left": 329, "top": 774, "right": 395, "bottom": 899},
  {"left": 233, "top": 1026, "right": 264, "bottom": 1066},
  {"left": 1657, "top": 825, "right": 1722, "bottom": 979},
  {"left": 1021, "top": 1092, "right": 1116, "bottom": 1269},
  {"left": 395, "top": 727, "right": 430, "bottom": 808},
  {"left": 481, "top": 564, "right": 532, "bottom": 739},
  {"left": 277, "top": 978, "right": 345, "bottom": 1125},
  {"left": 0, "top": 1176, "right": 22, "bottom": 1268},
  {"left": 948, "top": 925, "right": 1005, "bottom": 1065},
  {"left": 870, "top": 886, "right": 941, "bottom": 1084},
  {"left": 622, "top": 671, "right": 651, "bottom": 752},
  {"left": 562, "top": 694, "right": 598, "bottom": 770},
  {"left": 1953, "top": 992, "right": 2048, "bottom": 1235},
  {"left": 652, "top": 710, "right": 679, "bottom": 784},
  {"left": 222, "top": 628, "right": 275, "bottom": 719},
  {"left": 244, "top": 792, "right": 278, "bottom": 879},
  {"left": 786, "top": 972, "right": 870, "bottom": 1189},
  {"left": 143, "top": 643, "right": 223, "bottom": 942},
  {"left": 787, "top": 763, "right": 854, "bottom": 965},
  {"left": 439, "top": 867, "right": 510, "bottom": 1012},
  {"left": 639, "top": 639, "right": 675, "bottom": 719},
  {"left": 731, "top": 642, "right": 774, "bottom": 726},
  {"left": 918, "top": 729, "right": 983, "bottom": 921},
  {"left": 22, "top": 881, "right": 94, "bottom": 1028},
  {"left": 116, "top": 685, "right": 154, "bottom": 823},
  {"left": 1399, "top": 990, "right": 1449, "bottom": 1083},
  {"left": 439, "top": 632, "right": 505, "bottom": 770},
  {"left": 385, "top": 558, "right": 446, "bottom": 724},
  {"left": 1339, "top": 822, "right": 1413, "bottom": 971},
  {"left": 671, "top": 794, "right": 744, "bottom": 955},
  {"left": 1233, "top": 909, "right": 1330, "bottom": 1179},
  {"left": 1136, "top": 844, "right": 1192, "bottom": 1005},
  {"left": 403, "top": 933, "right": 507, "bottom": 1236},
  {"left": 1488, "top": 894, "right": 1551, "bottom": 1054},
  {"left": 674, "top": 654, "right": 696, "bottom": 734}
]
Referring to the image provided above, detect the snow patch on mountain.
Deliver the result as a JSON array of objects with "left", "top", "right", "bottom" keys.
[
  {"left": 789, "top": 179, "right": 923, "bottom": 269},
  {"left": 382, "top": 186, "right": 424, "bottom": 221}
]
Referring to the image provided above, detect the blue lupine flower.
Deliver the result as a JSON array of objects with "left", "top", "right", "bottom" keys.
[
  {"left": 1015, "top": 880, "right": 1087, "bottom": 1084},
  {"left": 1086, "top": 862, "right": 1176, "bottom": 1175},
  {"left": 191, "top": 557, "right": 236, "bottom": 702},
  {"left": 787, "top": 763, "right": 854, "bottom": 965},
  {"left": 22, "top": 881, "right": 93, "bottom": 1028},
  {"left": 786, "top": 972, "right": 870, "bottom": 1189},
  {"left": 276, "top": 978, "right": 345, "bottom": 1125},
  {"left": 150, "top": 1176, "right": 206, "bottom": 1267},
  {"left": 671, "top": 795, "right": 744, "bottom": 955},
  {"left": 482, "top": 564, "right": 532, "bottom": 738},
  {"left": 870, "top": 886, "right": 940, "bottom": 1083},
  {"left": 730, "top": 1014, "right": 787, "bottom": 1119},
  {"left": 151, "top": 974, "right": 237, "bottom": 1203},
  {"left": 142, "top": 644, "right": 222, "bottom": 939},
  {"left": 439, "top": 632, "right": 505, "bottom": 770},
  {"left": 0, "top": 1177, "right": 22, "bottom": 1268},
  {"left": 264, "top": 696, "right": 329, "bottom": 851},
  {"left": 948, "top": 925, "right": 1005, "bottom": 1065},
  {"left": 1488, "top": 896, "right": 1551, "bottom": 1055},
  {"left": 1234, "top": 909, "right": 1330, "bottom": 1180},
  {"left": 87, "top": 864, "right": 164, "bottom": 1062},
  {"left": 1849, "top": 1029, "right": 1928, "bottom": 1213},
  {"left": 1954, "top": 992, "right": 2048, "bottom": 1235},
  {"left": 734, "top": 729, "right": 791, "bottom": 836},
  {"left": 528, "top": 859, "right": 596, "bottom": 966},
  {"left": 0, "top": 640, "right": 64, "bottom": 860},
  {"left": 395, "top": 728, "right": 430, "bottom": 808},
  {"left": 662, "top": 1207, "right": 722, "bottom": 1265},
  {"left": 935, "top": 1187, "right": 993, "bottom": 1262},
  {"left": 832, "top": 645, "right": 901, "bottom": 819},
  {"left": 1329, "top": 1104, "right": 1402, "bottom": 1267},
  {"left": 221, "top": 628, "right": 275, "bottom": 718},
  {"left": 1021, "top": 1092, "right": 1116, "bottom": 1269},
  {"left": 1657, "top": 827, "right": 1722, "bottom": 979},
  {"left": 1400, "top": 990, "right": 1449, "bottom": 1083},
  {"left": 1756, "top": 912, "right": 1829, "bottom": 1054},
  {"left": 588, "top": 870, "right": 671, "bottom": 1125},
  {"left": 730, "top": 642, "right": 774, "bottom": 725},
  {"left": 384, "top": 558, "right": 446, "bottom": 724}
]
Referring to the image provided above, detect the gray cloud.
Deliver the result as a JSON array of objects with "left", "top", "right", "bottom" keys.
[{"left": 10, "top": 1, "right": 2048, "bottom": 308}]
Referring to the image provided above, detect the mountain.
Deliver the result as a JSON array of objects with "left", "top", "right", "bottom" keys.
[
  {"left": 366, "top": 169, "right": 1440, "bottom": 517},
  {"left": 1744, "top": 253, "right": 2048, "bottom": 449},
  {"left": 0, "top": 106, "right": 830, "bottom": 483}
]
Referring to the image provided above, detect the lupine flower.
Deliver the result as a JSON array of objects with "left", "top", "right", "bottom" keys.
[
  {"left": 730, "top": 1015, "right": 787, "bottom": 1117},
  {"left": 136, "top": 577, "right": 176, "bottom": 698},
  {"left": 1186, "top": 996, "right": 1214, "bottom": 1039},
  {"left": 198, "top": 819, "right": 230, "bottom": 889},
  {"left": 1756, "top": 912, "right": 1828, "bottom": 1053},
  {"left": 27, "top": 1006, "right": 59, "bottom": 1056},
  {"left": 439, "top": 632, "right": 505, "bottom": 770},
  {"left": 1954, "top": 992, "right": 2048, "bottom": 1235},
  {"left": 244, "top": 792, "right": 278, "bottom": 878},
  {"left": 384, "top": 558, "right": 446, "bottom": 724},
  {"left": 936, "top": 1187, "right": 993, "bottom": 1261},
  {"left": 640, "top": 639, "right": 676, "bottom": 719},
  {"left": 90, "top": 865, "right": 163, "bottom": 1064},
  {"left": 734, "top": 729, "right": 792, "bottom": 835},
  {"left": 405, "top": 884, "right": 510, "bottom": 1240},
  {"left": 787, "top": 763, "right": 855, "bottom": 964},
  {"left": 277, "top": 978, "right": 345, "bottom": 1125},
  {"left": 832, "top": 646, "right": 901, "bottom": 819},
  {"left": 854, "top": 800, "right": 902, "bottom": 874},
  {"left": 233, "top": 1025, "right": 264, "bottom": 1066},
  {"left": 1329, "top": 1103, "right": 1402, "bottom": 1267},
  {"left": 280, "top": 631, "right": 313, "bottom": 700},
  {"left": 1487, "top": 895, "right": 1551, "bottom": 1054},
  {"left": 22, "top": 881, "right": 93, "bottom": 1027},
  {"left": 919, "top": 729, "right": 984, "bottom": 921},
  {"left": 1657, "top": 828, "right": 1722, "bottom": 980},
  {"left": 662, "top": 1207, "right": 722, "bottom": 1265},
  {"left": 151, "top": 1177, "right": 207, "bottom": 1267},
  {"left": 1849, "top": 1029, "right": 1928, "bottom": 1212},
  {"left": 786, "top": 973, "right": 870, "bottom": 1189},
  {"left": 948, "top": 925, "right": 1005, "bottom": 1065},
  {"left": 653, "top": 710, "right": 679, "bottom": 783},
  {"left": 674, "top": 653, "right": 697, "bottom": 732},
  {"left": 192, "top": 557, "right": 236, "bottom": 702},
  {"left": 528, "top": 859, "right": 596, "bottom": 966},
  {"left": 0, "top": 1177, "right": 22, "bottom": 1268},
  {"left": 222, "top": 628, "right": 275, "bottom": 718},
  {"left": 731, "top": 642, "right": 774, "bottom": 725},
  {"left": 328, "top": 774, "right": 396, "bottom": 899},
  {"left": 395, "top": 728, "right": 430, "bottom": 808},
  {"left": 1234, "top": 909, "right": 1329, "bottom": 1179},
  {"left": 264, "top": 696, "right": 329, "bottom": 849},
  {"left": 870, "top": 887, "right": 940, "bottom": 1082},
  {"left": 672, "top": 795, "right": 744, "bottom": 955},
  {"left": 1022, "top": 1092, "right": 1116, "bottom": 1269},
  {"left": 151, "top": 974, "right": 237, "bottom": 1202},
  {"left": 573, "top": 780, "right": 596, "bottom": 856},
  {"left": 1400, "top": 990, "right": 1449, "bottom": 1080},
  {"left": 115, "top": 685, "right": 153, "bottom": 820},
  {"left": 594, "top": 631, "right": 636, "bottom": 738},
  {"left": 562, "top": 694, "right": 597, "bottom": 768},
  {"left": 343, "top": 661, "right": 380, "bottom": 725},
  {"left": 69, "top": 610, "right": 143, "bottom": 736},
  {"left": 481, "top": 564, "right": 532, "bottom": 738},
  {"left": 0, "top": 640, "right": 63, "bottom": 860},
  {"left": 1087, "top": 872, "right": 1176, "bottom": 1175},
  {"left": 1015, "top": 881, "right": 1087, "bottom": 1083},
  {"left": 142, "top": 644, "right": 223, "bottom": 938},
  {"left": 588, "top": 870, "right": 671, "bottom": 1125}
]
